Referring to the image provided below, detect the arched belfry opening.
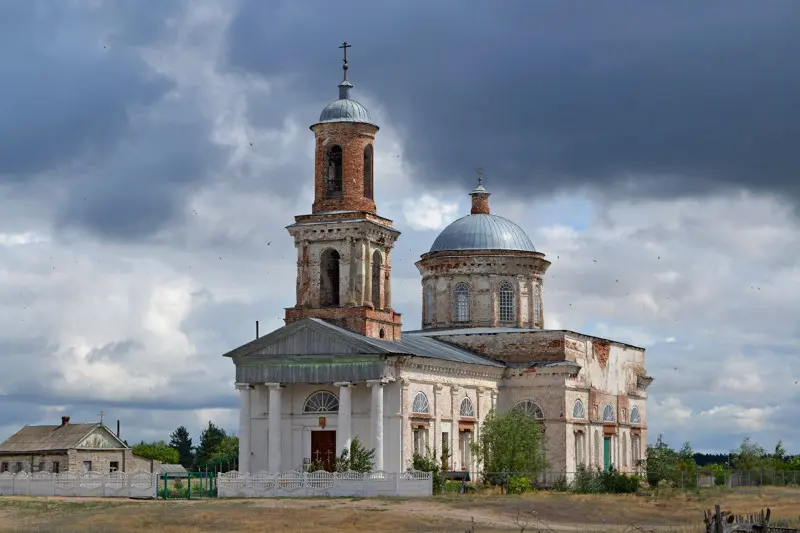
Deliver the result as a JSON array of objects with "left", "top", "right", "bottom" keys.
[
  {"left": 325, "top": 146, "right": 343, "bottom": 199},
  {"left": 320, "top": 249, "right": 341, "bottom": 307},
  {"left": 363, "top": 144, "right": 374, "bottom": 200},
  {"left": 371, "top": 250, "right": 382, "bottom": 308}
]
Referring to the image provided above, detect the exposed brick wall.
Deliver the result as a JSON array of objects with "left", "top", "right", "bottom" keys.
[
  {"left": 434, "top": 331, "right": 566, "bottom": 363},
  {"left": 285, "top": 305, "right": 402, "bottom": 341},
  {"left": 310, "top": 122, "right": 378, "bottom": 214},
  {"left": 470, "top": 193, "right": 490, "bottom": 215}
]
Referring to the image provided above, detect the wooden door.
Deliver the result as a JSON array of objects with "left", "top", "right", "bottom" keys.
[
  {"left": 311, "top": 431, "right": 337, "bottom": 471},
  {"left": 603, "top": 437, "right": 611, "bottom": 471}
]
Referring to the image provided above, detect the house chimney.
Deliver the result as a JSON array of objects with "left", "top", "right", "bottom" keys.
[
  {"left": 116, "top": 420, "right": 120, "bottom": 438},
  {"left": 61, "top": 416, "right": 70, "bottom": 426},
  {"left": 256, "top": 320, "right": 259, "bottom": 339}
]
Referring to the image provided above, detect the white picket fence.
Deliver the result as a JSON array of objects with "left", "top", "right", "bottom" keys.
[
  {"left": 218, "top": 469, "right": 433, "bottom": 498},
  {"left": 0, "top": 471, "right": 157, "bottom": 498}
]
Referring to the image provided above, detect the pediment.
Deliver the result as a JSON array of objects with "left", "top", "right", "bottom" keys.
[
  {"left": 76, "top": 427, "right": 126, "bottom": 450},
  {"left": 224, "top": 318, "right": 390, "bottom": 359}
]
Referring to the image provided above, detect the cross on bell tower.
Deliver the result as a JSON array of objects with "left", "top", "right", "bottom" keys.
[{"left": 284, "top": 42, "right": 403, "bottom": 341}]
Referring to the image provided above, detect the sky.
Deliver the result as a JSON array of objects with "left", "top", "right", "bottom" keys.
[{"left": 1, "top": 0, "right": 799, "bottom": 457}]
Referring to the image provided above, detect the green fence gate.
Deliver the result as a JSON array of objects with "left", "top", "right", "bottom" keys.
[{"left": 158, "top": 471, "right": 217, "bottom": 499}]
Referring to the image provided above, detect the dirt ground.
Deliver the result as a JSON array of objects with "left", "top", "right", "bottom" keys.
[{"left": 1, "top": 486, "right": 799, "bottom": 533}]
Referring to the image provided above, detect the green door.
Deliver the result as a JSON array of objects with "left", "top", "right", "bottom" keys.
[{"left": 603, "top": 437, "right": 611, "bottom": 471}]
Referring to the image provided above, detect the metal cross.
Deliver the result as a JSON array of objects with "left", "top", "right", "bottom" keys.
[
  {"left": 476, "top": 167, "right": 484, "bottom": 187},
  {"left": 97, "top": 410, "right": 105, "bottom": 424},
  {"left": 339, "top": 41, "right": 351, "bottom": 80}
]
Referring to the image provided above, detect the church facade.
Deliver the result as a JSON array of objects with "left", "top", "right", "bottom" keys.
[{"left": 223, "top": 49, "right": 652, "bottom": 477}]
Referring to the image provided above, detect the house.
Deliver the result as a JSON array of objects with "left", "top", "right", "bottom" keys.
[{"left": 0, "top": 416, "right": 160, "bottom": 474}]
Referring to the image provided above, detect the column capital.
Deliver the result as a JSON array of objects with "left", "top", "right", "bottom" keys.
[
  {"left": 450, "top": 386, "right": 461, "bottom": 396},
  {"left": 366, "top": 378, "right": 389, "bottom": 387},
  {"left": 434, "top": 383, "right": 444, "bottom": 393},
  {"left": 235, "top": 382, "right": 253, "bottom": 391},
  {"left": 476, "top": 386, "right": 486, "bottom": 395},
  {"left": 334, "top": 381, "right": 353, "bottom": 387},
  {"left": 264, "top": 382, "right": 284, "bottom": 389}
]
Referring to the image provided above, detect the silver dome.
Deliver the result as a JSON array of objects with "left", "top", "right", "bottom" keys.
[
  {"left": 317, "top": 98, "right": 377, "bottom": 127},
  {"left": 429, "top": 214, "right": 536, "bottom": 253}
]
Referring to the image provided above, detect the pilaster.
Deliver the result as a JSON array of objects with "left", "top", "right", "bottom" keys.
[{"left": 235, "top": 383, "right": 253, "bottom": 473}]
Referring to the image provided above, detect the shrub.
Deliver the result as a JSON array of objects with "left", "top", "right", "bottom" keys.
[{"left": 507, "top": 476, "right": 532, "bottom": 495}]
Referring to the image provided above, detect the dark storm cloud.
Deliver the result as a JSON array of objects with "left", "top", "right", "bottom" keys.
[{"left": 226, "top": 0, "right": 800, "bottom": 203}]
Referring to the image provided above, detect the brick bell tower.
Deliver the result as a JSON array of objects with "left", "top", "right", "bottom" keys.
[{"left": 284, "top": 42, "right": 402, "bottom": 340}]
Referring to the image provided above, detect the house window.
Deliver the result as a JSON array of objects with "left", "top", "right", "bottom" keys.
[
  {"left": 453, "top": 283, "right": 470, "bottom": 323},
  {"left": 574, "top": 432, "right": 586, "bottom": 467},
  {"left": 412, "top": 392, "right": 430, "bottom": 414},
  {"left": 38, "top": 462, "right": 45, "bottom": 473},
  {"left": 572, "top": 399, "right": 586, "bottom": 419},
  {"left": 363, "top": 144, "right": 374, "bottom": 200},
  {"left": 441, "top": 432, "right": 450, "bottom": 465},
  {"left": 325, "top": 145, "right": 343, "bottom": 199},
  {"left": 498, "top": 282, "right": 515, "bottom": 322},
  {"left": 303, "top": 391, "right": 340, "bottom": 413},
  {"left": 630, "top": 406, "right": 641, "bottom": 424},
  {"left": 109, "top": 461, "right": 119, "bottom": 473},
  {"left": 16, "top": 462, "right": 24, "bottom": 473},
  {"left": 1, "top": 462, "right": 8, "bottom": 472},
  {"left": 602, "top": 404, "right": 615, "bottom": 422},
  {"left": 459, "top": 397, "right": 475, "bottom": 418},
  {"left": 320, "top": 248, "right": 341, "bottom": 307},
  {"left": 424, "top": 284, "right": 434, "bottom": 324},
  {"left": 52, "top": 461, "right": 60, "bottom": 474},
  {"left": 513, "top": 400, "right": 544, "bottom": 420},
  {"left": 412, "top": 427, "right": 428, "bottom": 456},
  {"left": 82, "top": 461, "right": 92, "bottom": 473}
]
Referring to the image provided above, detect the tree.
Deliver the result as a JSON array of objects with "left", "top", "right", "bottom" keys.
[
  {"left": 168, "top": 426, "right": 194, "bottom": 469},
  {"left": 210, "top": 435, "right": 239, "bottom": 463},
  {"left": 771, "top": 440, "right": 787, "bottom": 470},
  {"left": 473, "top": 408, "right": 547, "bottom": 476},
  {"left": 334, "top": 437, "right": 375, "bottom": 473},
  {"left": 640, "top": 434, "right": 679, "bottom": 487},
  {"left": 194, "top": 421, "right": 227, "bottom": 469},
  {"left": 731, "top": 437, "right": 767, "bottom": 471},
  {"left": 132, "top": 440, "right": 180, "bottom": 464}
]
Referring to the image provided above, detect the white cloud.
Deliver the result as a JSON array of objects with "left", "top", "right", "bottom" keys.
[{"left": 402, "top": 194, "right": 460, "bottom": 231}]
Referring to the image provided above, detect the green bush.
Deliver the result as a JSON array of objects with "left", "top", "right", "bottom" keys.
[
  {"left": 442, "top": 480, "right": 463, "bottom": 493},
  {"left": 507, "top": 476, "right": 532, "bottom": 495},
  {"left": 570, "top": 465, "right": 639, "bottom": 494}
]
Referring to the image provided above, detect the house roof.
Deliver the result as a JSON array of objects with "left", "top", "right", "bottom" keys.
[
  {"left": 0, "top": 423, "right": 125, "bottom": 454},
  {"left": 223, "top": 317, "right": 504, "bottom": 368}
]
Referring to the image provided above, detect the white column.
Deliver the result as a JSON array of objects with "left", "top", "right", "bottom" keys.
[
  {"left": 335, "top": 382, "right": 353, "bottom": 455},
  {"left": 367, "top": 379, "right": 385, "bottom": 471},
  {"left": 235, "top": 383, "right": 252, "bottom": 473},
  {"left": 266, "top": 382, "right": 282, "bottom": 473}
]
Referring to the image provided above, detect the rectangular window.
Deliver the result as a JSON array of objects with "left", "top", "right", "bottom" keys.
[
  {"left": 38, "top": 462, "right": 45, "bottom": 473},
  {"left": 52, "top": 462, "right": 60, "bottom": 474},
  {"left": 459, "top": 431, "right": 472, "bottom": 471},
  {"left": 82, "top": 461, "right": 92, "bottom": 473},
  {"left": 1, "top": 462, "right": 8, "bottom": 472},
  {"left": 15, "top": 462, "right": 23, "bottom": 473},
  {"left": 412, "top": 427, "right": 428, "bottom": 456},
  {"left": 109, "top": 461, "right": 119, "bottom": 473}
]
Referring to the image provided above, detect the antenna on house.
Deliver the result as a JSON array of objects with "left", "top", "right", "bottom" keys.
[
  {"left": 256, "top": 320, "right": 260, "bottom": 339},
  {"left": 97, "top": 410, "right": 105, "bottom": 424},
  {"left": 116, "top": 420, "right": 121, "bottom": 438}
]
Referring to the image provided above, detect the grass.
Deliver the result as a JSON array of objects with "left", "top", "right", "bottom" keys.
[{"left": 1, "top": 486, "right": 799, "bottom": 532}]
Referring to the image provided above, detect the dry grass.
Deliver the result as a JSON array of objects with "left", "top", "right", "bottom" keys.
[{"left": 0, "top": 486, "right": 799, "bottom": 533}]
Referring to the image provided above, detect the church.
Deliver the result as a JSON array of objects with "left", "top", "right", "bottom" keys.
[{"left": 222, "top": 45, "right": 652, "bottom": 477}]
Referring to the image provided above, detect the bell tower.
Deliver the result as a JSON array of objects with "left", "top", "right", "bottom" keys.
[{"left": 284, "top": 42, "right": 402, "bottom": 340}]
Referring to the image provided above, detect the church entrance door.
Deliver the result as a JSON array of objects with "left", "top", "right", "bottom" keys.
[{"left": 311, "top": 430, "right": 337, "bottom": 471}]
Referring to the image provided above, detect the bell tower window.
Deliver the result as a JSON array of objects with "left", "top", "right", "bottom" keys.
[
  {"left": 371, "top": 250, "right": 382, "bottom": 309},
  {"left": 363, "top": 144, "right": 373, "bottom": 200},
  {"left": 320, "top": 248, "right": 340, "bottom": 307},
  {"left": 325, "top": 145, "right": 343, "bottom": 199},
  {"left": 453, "top": 282, "right": 470, "bottom": 323}
]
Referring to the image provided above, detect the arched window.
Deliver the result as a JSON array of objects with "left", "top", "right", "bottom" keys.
[
  {"left": 572, "top": 399, "right": 586, "bottom": 419},
  {"left": 320, "top": 248, "right": 340, "bottom": 307},
  {"left": 412, "top": 392, "right": 429, "bottom": 414},
  {"left": 371, "top": 250, "right": 382, "bottom": 308},
  {"left": 602, "top": 403, "right": 615, "bottom": 422},
  {"left": 453, "top": 282, "right": 470, "bottom": 323},
  {"left": 630, "top": 406, "right": 641, "bottom": 424},
  {"left": 498, "top": 282, "right": 515, "bottom": 323},
  {"left": 424, "top": 284, "right": 434, "bottom": 324},
  {"left": 459, "top": 397, "right": 475, "bottom": 418},
  {"left": 325, "top": 145, "right": 343, "bottom": 199},
  {"left": 533, "top": 284, "right": 541, "bottom": 325},
  {"left": 513, "top": 400, "right": 544, "bottom": 420},
  {"left": 363, "top": 144, "right": 373, "bottom": 200},
  {"left": 303, "top": 391, "right": 339, "bottom": 413}
]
